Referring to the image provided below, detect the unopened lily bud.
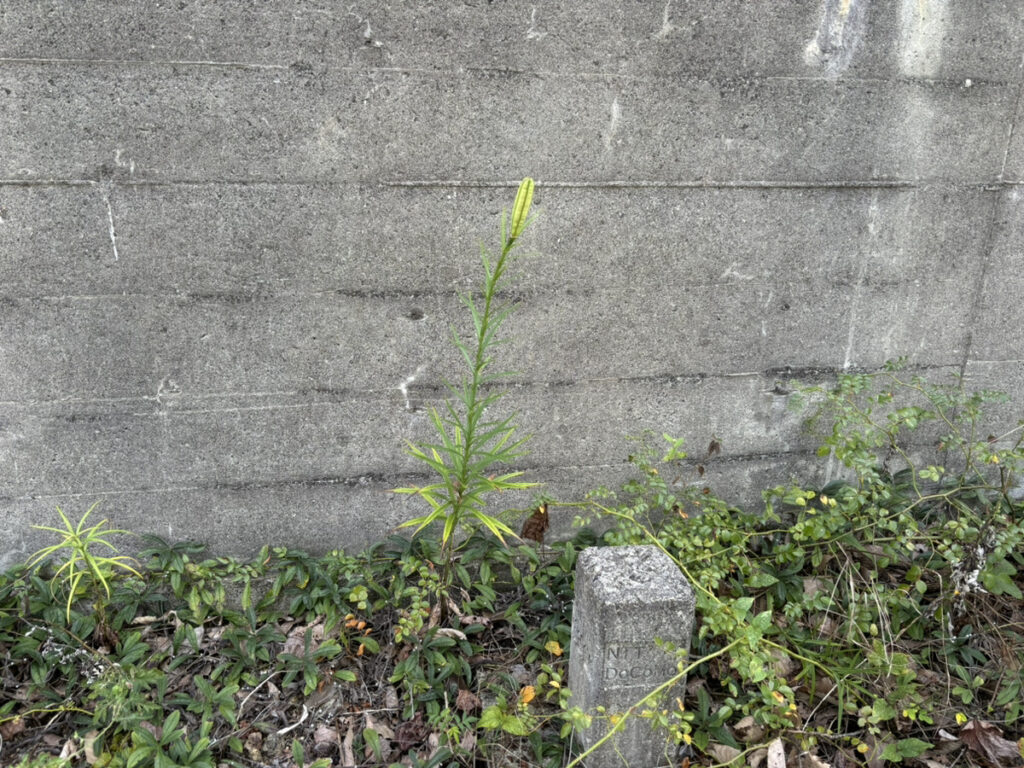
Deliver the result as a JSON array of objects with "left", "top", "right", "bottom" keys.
[{"left": 509, "top": 177, "right": 535, "bottom": 241}]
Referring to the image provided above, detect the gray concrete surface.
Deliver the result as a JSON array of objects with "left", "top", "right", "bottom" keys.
[{"left": 1, "top": 1, "right": 1022, "bottom": 566}]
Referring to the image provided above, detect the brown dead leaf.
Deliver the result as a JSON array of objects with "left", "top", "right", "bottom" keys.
[
  {"left": 708, "top": 743, "right": 742, "bottom": 764},
  {"left": 0, "top": 716, "right": 26, "bottom": 740},
  {"left": 797, "top": 751, "right": 832, "bottom": 768},
  {"left": 427, "top": 602, "right": 442, "bottom": 631},
  {"left": 862, "top": 733, "right": 888, "bottom": 768},
  {"left": 60, "top": 738, "right": 77, "bottom": 761},
  {"left": 245, "top": 731, "right": 263, "bottom": 762},
  {"left": 460, "top": 730, "right": 477, "bottom": 753},
  {"left": 456, "top": 688, "right": 482, "bottom": 713},
  {"left": 767, "top": 737, "right": 786, "bottom": 768},
  {"left": 313, "top": 724, "right": 340, "bottom": 757},
  {"left": 138, "top": 720, "right": 161, "bottom": 738},
  {"left": 734, "top": 715, "right": 765, "bottom": 744},
  {"left": 749, "top": 747, "right": 768, "bottom": 768},
  {"left": 435, "top": 627, "right": 467, "bottom": 641},
  {"left": 395, "top": 712, "right": 430, "bottom": 752},
  {"left": 282, "top": 622, "right": 324, "bottom": 657},
  {"left": 385, "top": 685, "right": 400, "bottom": 710},
  {"left": 341, "top": 720, "right": 356, "bottom": 768},
  {"left": 803, "top": 578, "right": 826, "bottom": 598},
  {"left": 426, "top": 731, "right": 442, "bottom": 760},
  {"left": 365, "top": 712, "right": 395, "bottom": 740},
  {"left": 771, "top": 648, "right": 799, "bottom": 678},
  {"left": 84, "top": 730, "right": 100, "bottom": 765},
  {"left": 961, "top": 719, "right": 1022, "bottom": 767}
]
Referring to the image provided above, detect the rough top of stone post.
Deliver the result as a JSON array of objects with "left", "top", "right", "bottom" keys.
[{"left": 577, "top": 545, "right": 691, "bottom": 605}]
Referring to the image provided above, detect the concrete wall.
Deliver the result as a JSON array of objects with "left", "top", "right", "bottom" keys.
[{"left": 1, "top": 1, "right": 1022, "bottom": 566}]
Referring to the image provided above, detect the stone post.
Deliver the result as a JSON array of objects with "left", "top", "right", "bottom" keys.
[{"left": 569, "top": 545, "right": 696, "bottom": 768}]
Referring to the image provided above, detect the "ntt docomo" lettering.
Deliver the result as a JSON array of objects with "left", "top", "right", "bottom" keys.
[{"left": 603, "top": 644, "right": 656, "bottom": 681}]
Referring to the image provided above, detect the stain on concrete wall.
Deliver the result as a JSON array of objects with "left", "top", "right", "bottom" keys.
[
  {"left": 805, "top": 0, "right": 870, "bottom": 76},
  {"left": 0, "top": 2, "right": 1022, "bottom": 566}
]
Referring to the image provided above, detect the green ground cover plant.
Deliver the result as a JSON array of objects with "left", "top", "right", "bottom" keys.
[{"left": 3, "top": 366, "right": 1022, "bottom": 768}]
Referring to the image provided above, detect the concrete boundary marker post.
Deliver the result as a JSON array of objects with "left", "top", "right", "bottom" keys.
[{"left": 569, "top": 545, "right": 696, "bottom": 768}]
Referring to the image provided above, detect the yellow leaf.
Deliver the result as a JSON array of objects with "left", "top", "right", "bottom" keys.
[
  {"left": 545, "top": 640, "right": 563, "bottom": 656},
  {"left": 519, "top": 685, "right": 536, "bottom": 705}
]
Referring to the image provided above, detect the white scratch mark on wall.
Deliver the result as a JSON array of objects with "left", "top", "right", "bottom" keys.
[
  {"left": 347, "top": 11, "right": 384, "bottom": 48},
  {"left": 721, "top": 262, "right": 755, "bottom": 281},
  {"left": 843, "top": 192, "right": 878, "bottom": 370},
  {"left": 526, "top": 7, "right": 547, "bottom": 40},
  {"left": 603, "top": 97, "right": 621, "bottom": 151},
  {"left": 102, "top": 186, "right": 120, "bottom": 262},
  {"left": 156, "top": 377, "right": 182, "bottom": 407},
  {"left": 804, "top": 0, "right": 868, "bottom": 76},
  {"left": 654, "top": 1, "right": 675, "bottom": 39},
  {"left": 899, "top": 0, "right": 950, "bottom": 77},
  {"left": 399, "top": 364, "right": 427, "bottom": 411},
  {"left": 114, "top": 148, "right": 135, "bottom": 175}
]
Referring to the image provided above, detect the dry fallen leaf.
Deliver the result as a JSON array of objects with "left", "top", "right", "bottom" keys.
[
  {"left": 797, "top": 752, "right": 833, "bottom": 768},
  {"left": 456, "top": 688, "right": 482, "bottom": 712},
  {"left": 365, "top": 712, "right": 395, "bottom": 740},
  {"left": 435, "top": 627, "right": 467, "bottom": 641},
  {"left": 282, "top": 622, "right": 324, "bottom": 657},
  {"left": 770, "top": 648, "right": 799, "bottom": 678},
  {"left": 708, "top": 743, "right": 742, "bottom": 764},
  {"left": 735, "top": 714, "right": 765, "bottom": 744},
  {"left": 341, "top": 720, "right": 357, "bottom": 768},
  {"left": 767, "top": 737, "right": 787, "bottom": 768},
  {"left": 426, "top": 731, "right": 443, "bottom": 760},
  {"left": 60, "top": 738, "right": 77, "bottom": 761},
  {"left": 245, "top": 731, "right": 263, "bottom": 762},
  {"left": 0, "top": 716, "right": 26, "bottom": 740},
  {"left": 961, "top": 719, "right": 1022, "bottom": 767},
  {"left": 803, "top": 577, "right": 826, "bottom": 598},
  {"left": 84, "top": 730, "right": 100, "bottom": 765},
  {"left": 313, "top": 724, "right": 340, "bottom": 757}
]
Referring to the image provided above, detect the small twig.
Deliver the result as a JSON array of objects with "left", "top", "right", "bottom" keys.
[
  {"left": 238, "top": 670, "right": 281, "bottom": 717},
  {"left": 277, "top": 704, "right": 309, "bottom": 735}
]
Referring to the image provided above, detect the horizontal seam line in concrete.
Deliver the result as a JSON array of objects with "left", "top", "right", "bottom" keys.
[
  {"left": 0, "top": 275, "right": 990, "bottom": 303},
  {"left": 0, "top": 178, "right": 1019, "bottom": 190},
  {"left": 8, "top": 451, "right": 824, "bottom": 500},
  {"left": 0, "top": 56, "right": 289, "bottom": 70},
  {"left": 0, "top": 57, "right": 1012, "bottom": 87},
  {"left": 0, "top": 363, "right": 953, "bottom": 411}
]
